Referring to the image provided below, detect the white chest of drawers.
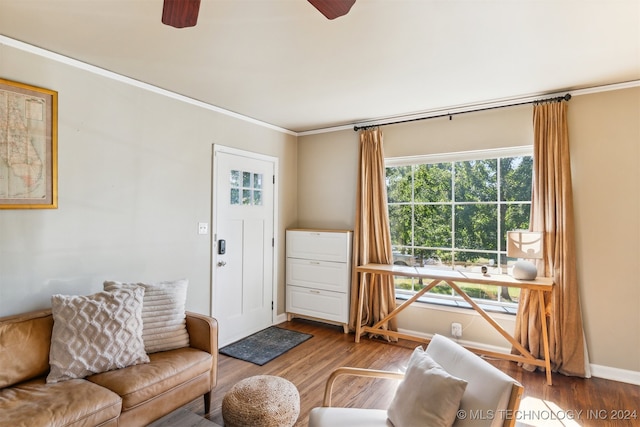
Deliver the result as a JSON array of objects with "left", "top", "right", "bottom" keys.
[{"left": 285, "top": 229, "right": 352, "bottom": 333}]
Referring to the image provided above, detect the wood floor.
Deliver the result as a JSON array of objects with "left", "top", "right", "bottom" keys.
[{"left": 180, "top": 318, "right": 639, "bottom": 427}]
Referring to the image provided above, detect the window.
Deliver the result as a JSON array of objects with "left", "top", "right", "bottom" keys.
[
  {"left": 230, "top": 170, "right": 263, "bottom": 206},
  {"left": 386, "top": 147, "right": 533, "bottom": 312}
]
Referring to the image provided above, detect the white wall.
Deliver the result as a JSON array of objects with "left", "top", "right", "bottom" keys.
[
  {"left": 568, "top": 88, "right": 640, "bottom": 376},
  {"left": 0, "top": 43, "right": 298, "bottom": 318},
  {"left": 296, "top": 130, "right": 358, "bottom": 230},
  {"left": 297, "top": 88, "right": 640, "bottom": 380}
]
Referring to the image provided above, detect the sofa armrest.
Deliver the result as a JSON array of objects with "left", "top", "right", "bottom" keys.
[
  {"left": 322, "top": 367, "right": 405, "bottom": 407},
  {"left": 185, "top": 311, "right": 218, "bottom": 355},
  {"left": 186, "top": 311, "right": 218, "bottom": 398}
]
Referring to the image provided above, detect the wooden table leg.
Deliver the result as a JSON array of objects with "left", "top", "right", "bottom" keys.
[
  {"left": 354, "top": 272, "right": 367, "bottom": 343},
  {"left": 538, "top": 290, "right": 553, "bottom": 385}
]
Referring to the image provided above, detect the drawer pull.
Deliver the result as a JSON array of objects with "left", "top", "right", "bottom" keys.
[
  {"left": 309, "top": 290, "right": 321, "bottom": 294},
  {"left": 309, "top": 261, "right": 320, "bottom": 265}
]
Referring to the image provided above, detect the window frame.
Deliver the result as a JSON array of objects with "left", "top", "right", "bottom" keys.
[{"left": 385, "top": 146, "right": 534, "bottom": 313}]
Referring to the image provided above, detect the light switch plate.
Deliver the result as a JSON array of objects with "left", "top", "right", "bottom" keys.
[{"left": 198, "top": 222, "right": 208, "bottom": 235}]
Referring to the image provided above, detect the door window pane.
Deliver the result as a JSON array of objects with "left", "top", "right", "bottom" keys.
[
  {"left": 242, "top": 189, "right": 251, "bottom": 205},
  {"left": 230, "top": 188, "right": 240, "bottom": 205},
  {"left": 230, "top": 170, "right": 264, "bottom": 206},
  {"left": 231, "top": 170, "right": 240, "bottom": 186}
]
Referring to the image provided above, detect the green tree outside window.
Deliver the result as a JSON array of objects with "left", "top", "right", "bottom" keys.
[{"left": 386, "top": 152, "right": 533, "bottom": 307}]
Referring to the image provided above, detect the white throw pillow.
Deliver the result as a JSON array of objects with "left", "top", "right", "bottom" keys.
[
  {"left": 47, "top": 288, "right": 149, "bottom": 383},
  {"left": 104, "top": 279, "right": 189, "bottom": 353},
  {"left": 387, "top": 346, "right": 468, "bottom": 427}
]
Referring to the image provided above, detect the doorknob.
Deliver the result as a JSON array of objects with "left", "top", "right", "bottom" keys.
[{"left": 217, "top": 261, "right": 227, "bottom": 267}]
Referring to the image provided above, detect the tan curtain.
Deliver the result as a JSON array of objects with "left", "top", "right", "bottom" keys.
[
  {"left": 514, "top": 101, "right": 589, "bottom": 377},
  {"left": 348, "top": 128, "right": 397, "bottom": 339}
]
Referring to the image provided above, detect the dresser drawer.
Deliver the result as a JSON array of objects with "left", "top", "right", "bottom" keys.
[
  {"left": 286, "top": 257, "right": 349, "bottom": 293},
  {"left": 286, "top": 230, "right": 351, "bottom": 262},
  {"left": 286, "top": 285, "right": 348, "bottom": 324}
]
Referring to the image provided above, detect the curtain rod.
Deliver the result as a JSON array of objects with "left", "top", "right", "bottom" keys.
[{"left": 353, "top": 93, "right": 572, "bottom": 132}]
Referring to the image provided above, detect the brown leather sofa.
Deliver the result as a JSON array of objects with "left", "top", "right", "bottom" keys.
[{"left": 0, "top": 309, "right": 218, "bottom": 427}]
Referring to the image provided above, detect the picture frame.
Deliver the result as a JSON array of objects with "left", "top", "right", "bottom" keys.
[{"left": 0, "top": 78, "right": 58, "bottom": 209}]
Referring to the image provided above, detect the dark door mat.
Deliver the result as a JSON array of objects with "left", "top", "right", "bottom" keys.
[{"left": 219, "top": 326, "right": 313, "bottom": 366}]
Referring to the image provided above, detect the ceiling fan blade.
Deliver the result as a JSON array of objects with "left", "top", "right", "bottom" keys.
[
  {"left": 307, "top": 0, "right": 356, "bottom": 20},
  {"left": 162, "top": 0, "right": 201, "bottom": 28}
]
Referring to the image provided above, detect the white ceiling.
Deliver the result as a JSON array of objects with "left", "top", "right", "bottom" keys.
[{"left": 1, "top": 0, "right": 638, "bottom": 133}]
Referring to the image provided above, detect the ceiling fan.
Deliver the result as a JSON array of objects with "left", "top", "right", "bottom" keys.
[{"left": 162, "top": 0, "right": 356, "bottom": 28}]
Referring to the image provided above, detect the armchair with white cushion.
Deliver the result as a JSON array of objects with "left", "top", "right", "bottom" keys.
[{"left": 309, "top": 334, "right": 523, "bottom": 427}]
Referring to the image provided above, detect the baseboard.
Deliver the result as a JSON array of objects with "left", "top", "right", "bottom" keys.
[
  {"left": 274, "top": 312, "right": 288, "bottom": 324},
  {"left": 397, "top": 328, "right": 511, "bottom": 355},
  {"left": 589, "top": 364, "right": 640, "bottom": 386}
]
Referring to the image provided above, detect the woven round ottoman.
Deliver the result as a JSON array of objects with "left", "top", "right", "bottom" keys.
[{"left": 222, "top": 375, "right": 300, "bottom": 427}]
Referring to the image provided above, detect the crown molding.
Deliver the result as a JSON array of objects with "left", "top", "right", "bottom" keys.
[
  {"left": 3, "top": 35, "right": 637, "bottom": 139},
  {"left": 299, "top": 80, "right": 640, "bottom": 136},
  {"left": 0, "top": 35, "right": 298, "bottom": 136}
]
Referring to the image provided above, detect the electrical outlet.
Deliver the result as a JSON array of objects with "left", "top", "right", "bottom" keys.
[{"left": 451, "top": 322, "right": 463, "bottom": 338}]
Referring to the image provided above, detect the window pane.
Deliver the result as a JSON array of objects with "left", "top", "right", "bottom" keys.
[
  {"left": 457, "top": 282, "right": 499, "bottom": 301},
  {"left": 386, "top": 166, "right": 412, "bottom": 203},
  {"left": 242, "top": 189, "right": 251, "bottom": 205},
  {"left": 243, "top": 171, "right": 251, "bottom": 188},
  {"left": 389, "top": 204, "right": 412, "bottom": 248},
  {"left": 428, "top": 282, "right": 454, "bottom": 297},
  {"left": 454, "top": 250, "right": 498, "bottom": 270},
  {"left": 414, "top": 205, "right": 451, "bottom": 247},
  {"left": 454, "top": 159, "right": 498, "bottom": 202},
  {"left": 502, "top": 287, "right": 521, "bottom": 303},
  {"left": 392, "top": 249, "right": 416, "bottom": 266},
  {"left": 415, "top": 248, "right": 452, "bottom": 269},
  {"left": 414, "top": 163, "right": 452, "bottom": 202},
  {"left": 254, "top": 173, "right": 263, "bottom": 189},
  {"left": 253, "top": 190, "right": 262, "bottom": 205},
  {"left": 501, "top": 156, "right": 533, "bottom": 201},
  {"left": 394, "top": 275, "right": 415, "bottom": 292},
  {"left": 230, "top": 188, "right": 240, "bottom": 205},
  {"left": 230, "top": 170, "right": 241, "bottom": 187},
  {"left": 500, "top": 203, "right": 531, "bottom": 249},
  {"left": 454, "top": 204, "right": 498, "bottom": 250}
]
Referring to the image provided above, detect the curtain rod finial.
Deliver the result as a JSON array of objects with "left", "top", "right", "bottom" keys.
[{"left": 564, "top": 94, "right": 572, "bottom": 101}]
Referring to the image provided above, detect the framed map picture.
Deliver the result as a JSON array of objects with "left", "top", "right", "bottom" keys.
[{"left": 0, "top": 78, "right": 57, "bottom": 209}]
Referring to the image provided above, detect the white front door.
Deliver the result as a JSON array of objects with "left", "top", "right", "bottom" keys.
[{"left": 212, "top": 145, "right": 276, "bottom": 346}]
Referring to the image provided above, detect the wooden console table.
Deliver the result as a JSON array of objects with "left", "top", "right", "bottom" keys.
[{"left": 355, "top": 263, "right": 555, "bottom": 385}]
